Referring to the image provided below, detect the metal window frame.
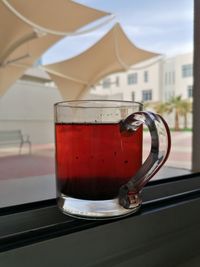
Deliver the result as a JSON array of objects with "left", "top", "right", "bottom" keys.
[
  {"left": 192, "top": 0, "right": 200, "bottom": 171},
  {"left": 1, "top": 191, "right": 200, "bottom": 267},
  {"left": 0, "top": 172, "right": 200, "bottom": 253}
]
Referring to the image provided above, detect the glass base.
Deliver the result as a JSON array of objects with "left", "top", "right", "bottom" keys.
[{"left": 57, "top": 194, "right": 142, "bottom": 220}]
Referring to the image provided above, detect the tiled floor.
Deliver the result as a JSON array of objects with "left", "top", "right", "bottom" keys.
[{"left": 143, "top": 131, "right": 192, "bottom": 169}]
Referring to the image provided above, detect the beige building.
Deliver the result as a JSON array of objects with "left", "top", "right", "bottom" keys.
[
  {"left": 163, "top": 53, "right": 193, "bottom": 101},
  {"left": 90, "top": 57, "right": 163, "bottom": 103},
  {"left": 90, "top": 52, "right": 193, "bottom": 103}
]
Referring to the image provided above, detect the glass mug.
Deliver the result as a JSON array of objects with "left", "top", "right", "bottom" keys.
[{"left": 54, "top": 100, "right": 171, "bottom": 219}]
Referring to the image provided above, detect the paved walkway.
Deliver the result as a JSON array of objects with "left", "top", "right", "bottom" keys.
[{"left": 143, "top": 131, "right": 192, "bottom": 170}]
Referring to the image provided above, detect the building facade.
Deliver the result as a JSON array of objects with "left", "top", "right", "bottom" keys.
[{"left": 90, "top": 52, "right": 193, "bottom": 103}]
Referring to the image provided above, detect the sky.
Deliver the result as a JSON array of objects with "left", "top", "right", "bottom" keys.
[{"left": 42, "top": 0, "right": 194, "bottom": 65}]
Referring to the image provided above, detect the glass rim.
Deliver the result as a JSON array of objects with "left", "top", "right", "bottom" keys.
[{"left": 54, "top": 100, "right": 143, "bottom": 109}]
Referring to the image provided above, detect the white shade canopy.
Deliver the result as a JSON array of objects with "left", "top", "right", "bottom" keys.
[
  {"left": 0, "top": 0, "right": 110, "bottom": 95},
  {"left": 45, "top": 23, "right": 159, "bottom": 100}
]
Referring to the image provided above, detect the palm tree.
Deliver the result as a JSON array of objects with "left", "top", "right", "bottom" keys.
[
  {"left": 168, "top": 95, "right": 191, "bottom": 131},
  {"left": 153, "top": 101, "right": 170, "bottom": 116},
  {"left": 143, "top": 101, "right": 152, "bottom": 110},
  {"left": 178, "top": 100, "right": 192, "bottom": 129}
]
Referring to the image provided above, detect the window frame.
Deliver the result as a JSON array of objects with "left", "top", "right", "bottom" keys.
[
  {"left": 1, "top": 194, "right": 200, "bottom": 266},
  {"left": 192, "top": 0, "right": 200, "bottom": 172},
  {"left": 0, "top": 172, "right": 200, "bottom": 253}
]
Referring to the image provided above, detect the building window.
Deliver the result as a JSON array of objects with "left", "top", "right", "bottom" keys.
[
  {"left": 182, "top": 64, "right": 193, "bottom": 78},
  {"left": 165, "top": 72, "right": 175, "bottom": 85},
  {"left": 131, "top": 91, "right": 135, "bottom": 101},
  {"left": 188, "top": 85, "right": 193, "bottom": 98},
  {"left": 168, "top": 72, "right": 171, "bottom": 84},
  {"left": 144, "top": 71, "right": 148, "bottom": 82},
  {"left": 142, "top": 89, "right": 152, "bottom": 101},
  {"left": 172, "top": 71, "right": 175, "bottom": 84},
  {"left": 102, "top": 78, "right": 111, "bottom": 88},
  {"left": 115, "top": 76, "right": 120, "bottom": 87},
  {"left": 127, "top": 73, "right": 137, "bottom": 85},
  {"left": 165, "top": 73, "right": 168, "bottom": 85}
]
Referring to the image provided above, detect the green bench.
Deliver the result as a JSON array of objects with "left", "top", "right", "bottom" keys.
[{"left": 0, "top": 130, "right": 31, "bottom": 154}]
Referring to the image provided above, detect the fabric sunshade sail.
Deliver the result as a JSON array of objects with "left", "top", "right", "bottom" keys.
[
  {"left": 0, "top": 0, "right": 110, "bottom": 95},
  {"left": 44, "top": 23, "right": 160, "bottom": 100}
]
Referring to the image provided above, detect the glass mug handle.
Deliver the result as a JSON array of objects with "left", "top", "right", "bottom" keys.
[{"left": 119, "top": 111, "right": 171, "bottom": 209}]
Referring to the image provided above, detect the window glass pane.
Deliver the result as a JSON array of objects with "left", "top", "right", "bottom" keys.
[
  {"left": 0, "top": 0, "right": 194, "bottom": 208},
  {"left": 182, "top": 64, "right": 193, "bottom": 77},
  {"left": 188, "top": 85, "right": 193, "bottom": 98},
  {"left": 102, "top": 78, "right": 111, "bottom": 88},
  {"left": 127, "top": 73, "right": 138, "bottom": 84},
  {"left": 142, "top": 89, "right": 152, "bottom": 101},
  {"left": 131, "top": 91, "right": 135, "bottom": 101},
  {"left": 116, "top": 76, "right": 120, "bottom": 87},
  {"left": 165, "top": 73, "right": 168, "bottom": 85},
  {"left": 172, "top": 71, "right": 175, "bottom": 84},
  {"left": 144, "top": 71, "right": 148, "bottom": 82}
]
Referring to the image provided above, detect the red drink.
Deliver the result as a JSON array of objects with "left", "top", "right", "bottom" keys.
[{"left": 55, "top": 123, "right": 143, "bottom": 200}]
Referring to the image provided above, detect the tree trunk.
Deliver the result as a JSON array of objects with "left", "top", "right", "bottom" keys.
[
  {"left": 184, "top": 114, "right": 188, "bottom": 129},
  {"left": 175, "top": 110, "right": 179, "bottom": 131}
]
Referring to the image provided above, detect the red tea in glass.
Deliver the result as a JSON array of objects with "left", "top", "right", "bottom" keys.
[
  {"left": 55, "top": 123, "right": 143, "bottom": 200},
  {"left": 54, "top": 100, "right": 170, "bottom": 219}
]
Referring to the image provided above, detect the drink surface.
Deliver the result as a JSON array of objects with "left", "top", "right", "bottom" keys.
[{"left": 55, "top": 123, "right": 143, "bottom": 200}]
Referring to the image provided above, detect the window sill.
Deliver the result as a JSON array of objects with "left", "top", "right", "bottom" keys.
[{"left": 0, "top": 173, "right": 200, "bottom": 255}]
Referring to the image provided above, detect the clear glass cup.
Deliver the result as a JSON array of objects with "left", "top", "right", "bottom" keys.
[{"left": 54, "top": 100, "right": 171, "bottom": 219}]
